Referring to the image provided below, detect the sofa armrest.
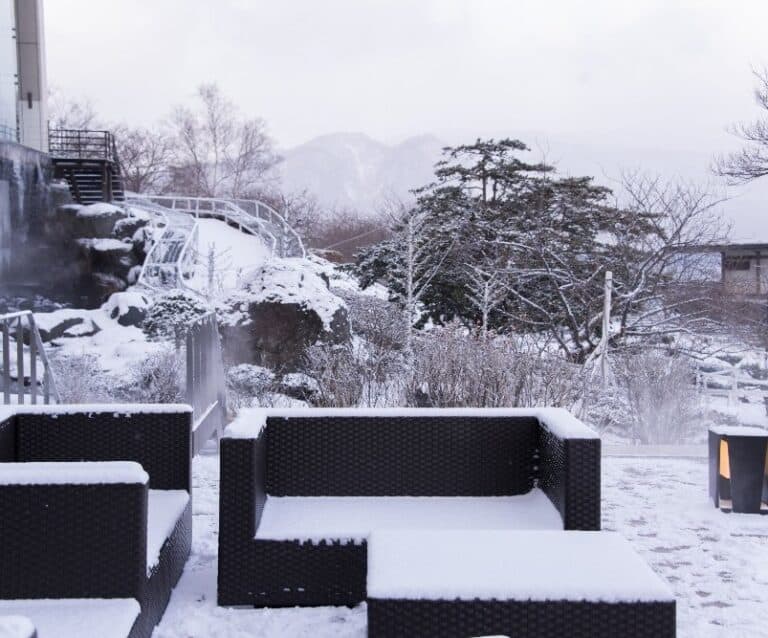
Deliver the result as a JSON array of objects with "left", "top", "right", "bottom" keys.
[
  {"left": 537, "top": 411, "right": 601, "bottom": 531},
  {"left": 0, "top": 412, "right": 16, "bottom": 461},
  {"left": 0, "top": 461, "right": 148, "bottom": 600},
  {"left": 218, "top": 428, "right": 266, "bottom": 605},
  {"left": 15, "top": 406, "right": 192, "bottom": 490}
]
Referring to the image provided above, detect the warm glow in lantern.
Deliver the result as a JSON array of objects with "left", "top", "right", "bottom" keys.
[{"left": 719, "top": 440, "right": 730, "bottom": 479}]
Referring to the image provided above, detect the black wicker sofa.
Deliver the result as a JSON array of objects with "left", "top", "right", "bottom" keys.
[
  {"left": 0, "top": 405, "right": 193, "bottom": 638},
  {"left": 218, "top": 407, "right": 602, "bottom": 609}
]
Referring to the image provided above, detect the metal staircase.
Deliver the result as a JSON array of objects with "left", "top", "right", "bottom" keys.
[{"left": 49, "top": 129, "right": 126, "bottom": 204}]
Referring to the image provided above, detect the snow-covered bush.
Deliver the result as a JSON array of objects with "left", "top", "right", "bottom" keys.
[
  {"left": 142, "top": 290, "right": 209, "bottom": 345},
  {"left": 406, "top": 326, "right": 583, "bottom": 408},
  {"left": 125, "top": 346, "right": 184, "bottom": 403},
  {"left": 612, "top": 350, "right": 701, "bottom": 444},
  {"left": 225, "top": 363, "right": 277, "bottom": 412},
  {"left": 304, "top": 343, "right": 365, "bottom": 407},
  {"left": 49, "top": 352, "right": 112, "bottom": 403}
]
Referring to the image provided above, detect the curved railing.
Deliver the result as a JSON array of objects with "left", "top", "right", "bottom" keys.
[
  {"left": 126, "top": 197, "right": 199, "bottom": 294},
  {"left": 128, "top": 195, "right": 305, "bottom": 259}
]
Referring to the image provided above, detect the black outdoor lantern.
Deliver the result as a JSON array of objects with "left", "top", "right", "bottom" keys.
[{"left": 709, "top": 426, "right": 768, "bottom": 514}]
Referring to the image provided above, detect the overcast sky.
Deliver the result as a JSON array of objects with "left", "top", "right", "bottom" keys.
[{"left": 45, "top": 0, "right": 768, "bottom": 235}]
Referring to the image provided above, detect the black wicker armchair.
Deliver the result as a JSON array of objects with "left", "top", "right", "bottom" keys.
[
  {"left": 0, "top": 405, "right": 193, "bottom": 638},
  {"left": 218, "top": 407, "right": 602, "bottom": 609}
]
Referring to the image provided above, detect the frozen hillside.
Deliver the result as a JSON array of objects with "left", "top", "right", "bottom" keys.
[
  {"left": 186, "top": 218, "right": 273, "bottom": 294},
  {"left": 279, "top": 133, "right": 443, "bottom": 213}
]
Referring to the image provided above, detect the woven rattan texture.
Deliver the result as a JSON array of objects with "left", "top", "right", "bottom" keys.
[
  {"left": 367, "top": 599, "right": 676, "bottom": 638},
  {"left": 0, "top": 414, "right": 15, "bottom": 461},
  {"left": 538, "top": 428, "right": 601, "bottom": 530},
  {"left": 250, "top": 539, "right": 367, "bottom": 607},
  {"left": 130, "top": 501, "right": 192, "bottom": 638},
  {"left": 218, "top": 437, "right": 265, "bottom": 606},
  {"left": 16, "top": 411, "right": 192, "bottom": 490},
  {"left": 266, "top": 416, "right": 539, "bottom": 496},
  {"left": 0, "top": 483, "right": 146, "bottom": 600}
]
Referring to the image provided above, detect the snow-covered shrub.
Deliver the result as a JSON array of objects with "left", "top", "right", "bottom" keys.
[
  {"left": 142, "top": 290, "right": 209, "bottom": 345},
  {"left": 406, "top": 325, "right": 583, "bottom": 408},
  {"left": 125, "top": 346, "right": 184, "bottom": 403},
  {"left": 225, "top": 363, "right": 277, "bottom": 412},
  {"left": 613, "top": 350, "right": 701, "bottom": 444},
  {"left": 49, "top": 352, "right": 112, "bottom": 403},
  {"left": 304, "top": 343, "right": 365, "bottom": 407},
  {"left": 337, "top": 291, "right": 406, "bottom": 352}
]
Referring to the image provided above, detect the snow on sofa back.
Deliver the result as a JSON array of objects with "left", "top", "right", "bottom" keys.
[{"left": 10, "top": 405, "right": 193, "bottom": 491}]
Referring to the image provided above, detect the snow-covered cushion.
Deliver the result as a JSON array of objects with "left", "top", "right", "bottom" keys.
[
  {"left": 0, "top": 615, "right": 35, "bottom": 638},
  {"left": 0, "top": 599, "right": 139, "bottom": 638},
  {"left": 147, "top": 490, "right": 189, "bottom": 573},
  {"left": 255, "top": 489, "right": 563, "bottom": 544},
  {"left": 367, "top": 530, "right": 675, "bottom": 603}
]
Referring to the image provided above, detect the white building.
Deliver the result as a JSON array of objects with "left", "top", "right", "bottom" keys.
[{"left": 0, "top": 0, "right": 47, "bottom": 152}]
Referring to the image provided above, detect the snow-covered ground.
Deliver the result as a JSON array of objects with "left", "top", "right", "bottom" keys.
[
  {"left": 155, "top": 453, "right": 768, "bottom": 638},
  {"left": 187, "top": 219, "right": 273, "bottom": 293}
]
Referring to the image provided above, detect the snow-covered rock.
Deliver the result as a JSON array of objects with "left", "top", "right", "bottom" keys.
[
  {"left": 219, "top": 259, "right": 351, "bottom": 370},
  {"left": 29, "top": 308, "right": 101, "bottom": 342},
  {"left": 102, "top": 291, "right": 150, "bottom": 327},
  {"left": 279, "top": 372, "right": 320, "bottom": 402}
]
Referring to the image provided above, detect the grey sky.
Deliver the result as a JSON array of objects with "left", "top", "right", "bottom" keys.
[{"left": 45, "top": 0, "right": 768, "bottom": 235}]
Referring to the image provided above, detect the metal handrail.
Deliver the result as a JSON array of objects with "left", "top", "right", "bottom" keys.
[
  {"left": 126, "top": 197, "right": 201, "bottom": 296},
  {"left": 1, "top": 311, "right": 60, "bottom": 405},
  {"left": 128, "top": 195, "right": 305, "bottom": 259},
  {"left": 48, "top": 128, "right": 118, "bottom": 162}
]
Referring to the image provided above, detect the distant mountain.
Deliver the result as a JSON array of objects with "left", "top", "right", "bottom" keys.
[{"left": 278, "top": 132, "right": 444, "bottom": 214}]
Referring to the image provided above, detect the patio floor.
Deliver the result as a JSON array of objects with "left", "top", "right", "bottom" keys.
[{"left": 155, "top": 454, "right": 768, "bottom": 638}]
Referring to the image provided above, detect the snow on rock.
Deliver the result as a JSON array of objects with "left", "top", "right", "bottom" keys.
[
  {"left": 76, "top": 203, "right": 124, "bottom": 218},
  {"left": 237, "top": 259, "right": 347, "bottom": 331},
  {"left": 224, "top": 407, "right": 598, "bottom": 440},
  {"left": 76, "top": 238, "right": 133, "bottom": 252},
  {"left": 0, "top": 599, "right": 140, "bottom": 638},
  {"left": 367, "top": 530, "right": 674, "bottom": 603},
  {"left": 31, "top": 308, "right": 100, "bottom": 342},
  {"left": 101, "top": 291, "right": 150, "bottom": 327},
  {"left": 0, "top": 461, "right": 148, "bottom": 485},
  {"left": 219, "top": 258, "right": 351, "bottom": 370}
]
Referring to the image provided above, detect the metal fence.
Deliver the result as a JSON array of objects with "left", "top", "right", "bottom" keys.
[
  {"left": 185, "top": 312, "right": 227, "bottom": 453},
  {"left": 48, "top": 128, "right": 118, "bottom": 162},
  {"left": 0, "top": 311, "right": 60, "bottom": 405}
]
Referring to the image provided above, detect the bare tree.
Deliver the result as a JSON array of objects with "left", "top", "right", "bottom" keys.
[
  {"left": 48, "top": 86, "right": 99, "bottom": 130},
  {"left": 168, "top": 84, "right": 280, "bottom": 198},
  {"left": 465, "top": 265, "right": 507, "bottom": 337},
  {"left": 112, "top": 124, "right": 173, "bottom": 194},
  {"left": 714, "top": 68, "right": 768, "bottom": 183}
]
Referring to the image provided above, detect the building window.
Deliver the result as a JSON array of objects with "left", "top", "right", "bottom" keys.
[{"left": 723, "top": 256, "right": 752, "bottom": 271}]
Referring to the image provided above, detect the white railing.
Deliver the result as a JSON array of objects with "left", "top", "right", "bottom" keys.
[
  {"left": 128, "top": 197, "right": 200, "bottom": 294},
  {"left": 0, "top": 311, "right": 60, "bottom": 405},
  {"left": 126, "top": 195, "right": 305, "bottom": 259}
]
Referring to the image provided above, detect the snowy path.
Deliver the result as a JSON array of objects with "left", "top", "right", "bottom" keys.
[{"left": 155, "top": 455, "right": 768, "bottom": 638}]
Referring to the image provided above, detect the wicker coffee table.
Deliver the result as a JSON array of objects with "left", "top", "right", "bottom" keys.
[{"left": 367, "top": 530, "right": 676, "bottom": 638}]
